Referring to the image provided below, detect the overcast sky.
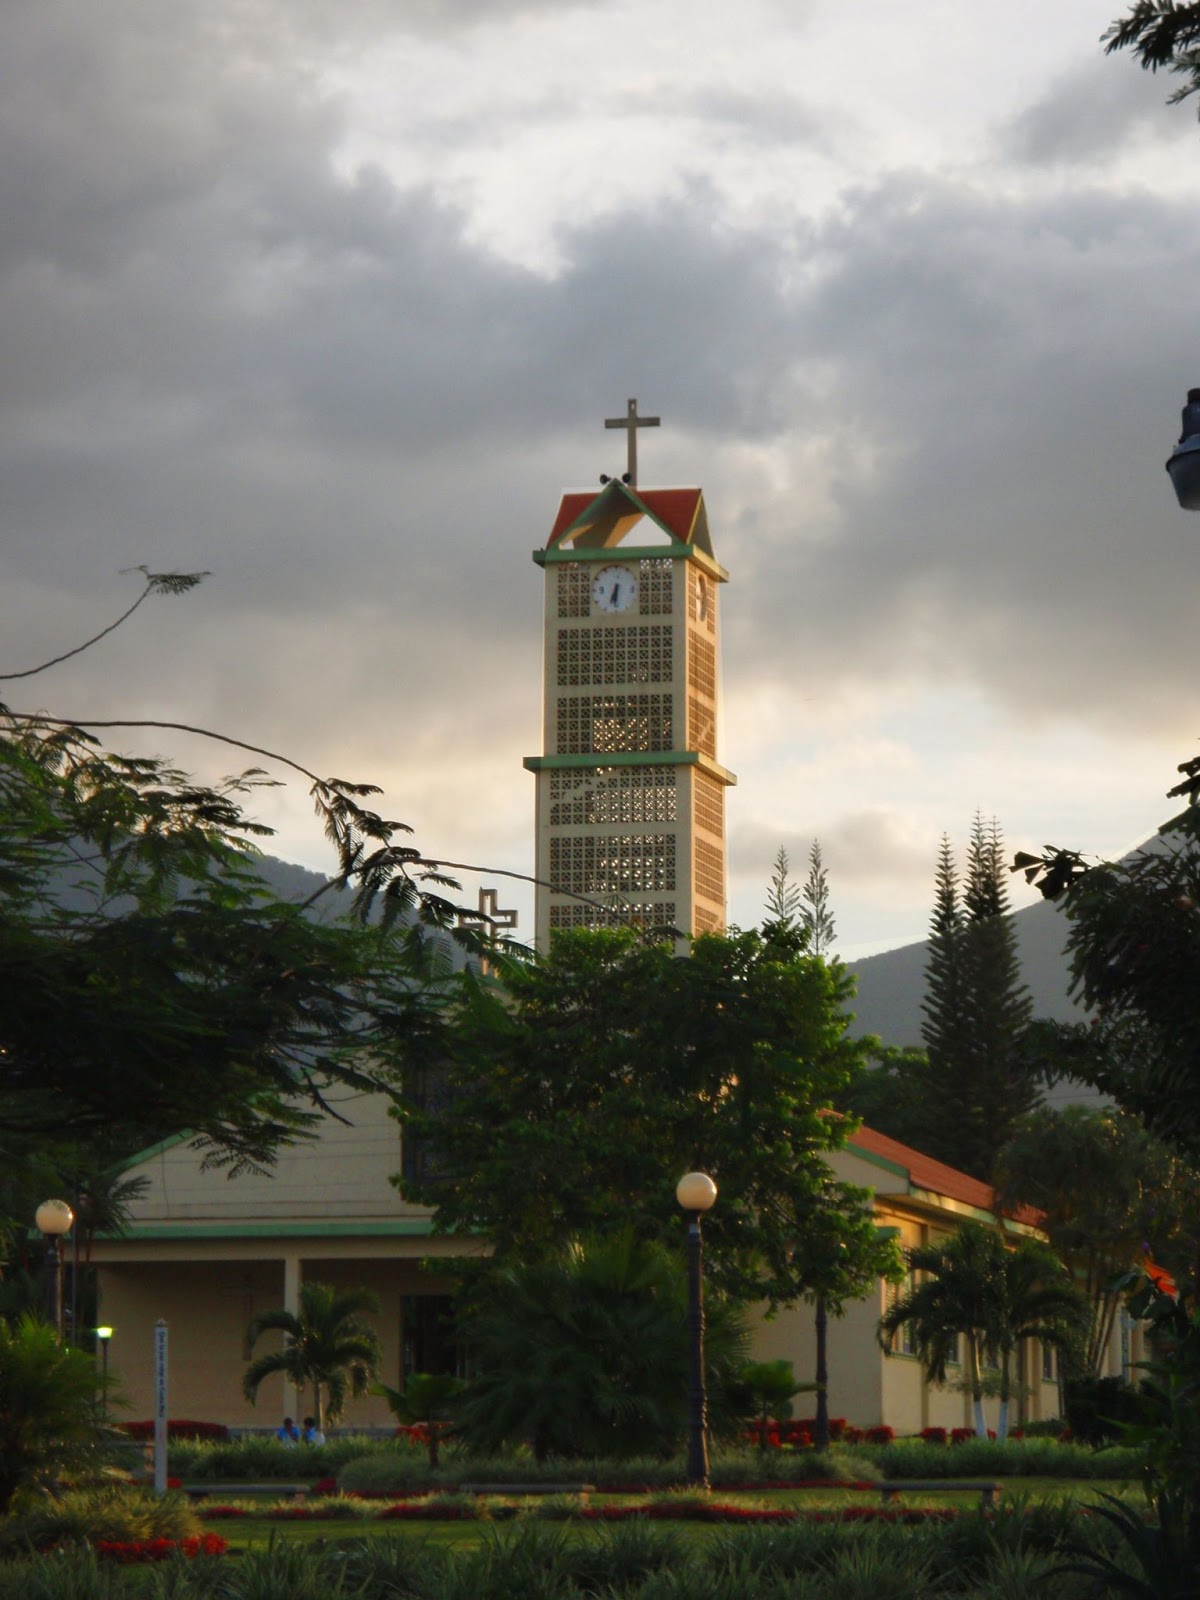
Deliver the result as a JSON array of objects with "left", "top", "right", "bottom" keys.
[{"left": 4, "top": 0, "right": 1199, "bottom": 958}]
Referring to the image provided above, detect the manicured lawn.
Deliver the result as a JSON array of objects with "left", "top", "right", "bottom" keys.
[{"left": 215, "top": 1479, "right": 1140, "bottom": 1551}]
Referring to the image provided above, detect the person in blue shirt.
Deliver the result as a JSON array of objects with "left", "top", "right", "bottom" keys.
[
  {"left": 276, "top": 1416, "right": 300, "bottom": 1445},
  {"left": 302, "top": 1415, "right": 326, "bottom": 1445}
]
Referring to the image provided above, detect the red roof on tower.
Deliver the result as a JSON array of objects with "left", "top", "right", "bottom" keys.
[{"left": 546, "top": 485, "right": 704, "bottom": 548}]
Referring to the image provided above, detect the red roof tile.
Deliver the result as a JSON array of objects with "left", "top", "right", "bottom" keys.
[
  {"left": 850, "top": 1126, "right": 1041, "bottom": 1227},
  {"left": 637, "top": 488, "right": 702, "bottom": 542},
  {"left": 547, "top": 492, "right": 598, "bottom": 546},
  {"left": 546, "top": 486, "right": 702, "bottom": 547}
]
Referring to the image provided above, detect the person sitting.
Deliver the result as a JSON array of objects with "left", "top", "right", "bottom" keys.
[
  {"left": 276, "top": 1416, "right": 300, "bottom": 1445},
  {"left": 302, "top": 1415, "right": 326, "bottom": 1445}
]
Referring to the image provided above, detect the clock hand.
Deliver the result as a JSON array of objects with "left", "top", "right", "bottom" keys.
[{"left": 611, "top": 582, "right": 621, "bottom": 608}]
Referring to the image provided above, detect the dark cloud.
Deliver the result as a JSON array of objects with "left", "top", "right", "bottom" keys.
[
  {"left": 4, "top": 0, "right": 1200, "bottom": 938},
  {"left": 718, "top": 172, "right": 1200, "bottom": 740},
  {"left": 999, "top": 52, "right": 1192, "bottom": 166}
]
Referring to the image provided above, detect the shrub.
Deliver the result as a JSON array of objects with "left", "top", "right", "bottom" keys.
[
  {"left": 0, "top": 1316, "right": 109, "bottom": 1513},
  {"left": 919, "top": 1427, "right": 947, "bottom": 1445},
  {"left": 872, "top": 1436, "right": 1143, "bottom": 1480},
  {"left": 337, "top": 1450, "right": 439, "bottom": 1496},
  {"left": 168, "top": 1432, "right": 384, "bottom": 1479},
  {"left": 0, "top": 1485, "right": 201, "bottom": 1557},
  {"left": 121, "top": 1419, "right": 229, "bottom": 1442},
  {"left": 1063, "top": 1374, "right": 1148, "bottom": 1447},
  {"left": 863, "top": 1425, "right": 894, "bottom": 1446}
]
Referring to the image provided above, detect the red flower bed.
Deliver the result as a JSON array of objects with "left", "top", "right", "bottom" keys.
[
  {"left": 313, "top": 1476, "right": 337, "bottom": 1494},
  {"left": 863, "top": 1425, "right": 894, "bottom": 1446},
  {"left": 920, "top": 1427, "right": 948, "bottom": 1445},
  {"left": 197, "top": 1507, "right": 249, "bottom": 1519},
  {"left": 121, "top": 1419, "right": 230, "bottom": 1442},
  {"left": 95, "top": 1534, "right": 229, "bottom": 1563},
  {"left": 378, "top": 1503, "right": 472, "bottom": 1521}
]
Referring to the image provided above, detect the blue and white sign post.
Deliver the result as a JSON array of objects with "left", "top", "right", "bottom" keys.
[{"left": 153, "top": 1320, "right": 168, "bottom": 1496}]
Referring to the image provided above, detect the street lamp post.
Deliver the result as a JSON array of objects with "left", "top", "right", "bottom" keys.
[
  {"left": 95, "top": 1326, "right": 114, "bottom": 1419},
  {"left": 676, "top": 1171, "right": 717, "bottom": 1488},
  {"left": 1166, "top": 388, "right": 1200, "bottom": 509},
  {"left": 35, "top": 1199, "right": 74, "bottom": 1342}
]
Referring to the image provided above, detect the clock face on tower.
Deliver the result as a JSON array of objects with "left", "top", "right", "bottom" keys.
[{"left": 591, "top": 564, "right": 638, "bottom": 614}]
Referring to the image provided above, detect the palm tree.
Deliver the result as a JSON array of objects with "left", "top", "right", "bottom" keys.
[
  {"left": 990, "top": 1238, "right": 1088, "bottom": 1440},
  {"left": 878, "top": 1224, "right": 1085, "bottom": 1439},
  {"left": 878, "top": 1224, "right": 1005, "bottom": 1438},
  {"left": 243, "top": 1281, "right": 381, "bottom": 1432},
  {"left": 0, "top": 1314, "right": 110, "bottom": 1512}
]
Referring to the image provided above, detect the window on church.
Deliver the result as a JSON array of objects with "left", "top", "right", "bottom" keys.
[
  {"left": 885, "top": 1275, "right": 917, "bottom": 1357},
  {"left": 1042, "top": 1342, "right": 1056, "bottom": 1382}
]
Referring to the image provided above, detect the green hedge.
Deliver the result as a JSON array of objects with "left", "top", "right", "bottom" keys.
[
  {"left": 872, "top": 1438, "right": 1142, "bottom": 1479},
  {"left": 168, "top": 1433, "right": 402, "bottom": 1480}
]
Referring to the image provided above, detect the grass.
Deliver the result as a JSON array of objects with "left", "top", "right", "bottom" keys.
[{"left": 206, "top": 1478, "right": 1143, "bottom": 1551}]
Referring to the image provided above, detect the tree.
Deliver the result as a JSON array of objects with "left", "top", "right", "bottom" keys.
[
  {"left": 0, "top": 571, "right": 479, "bottom": 1182},
  {"left": 375, "top": 1372, "right": 466, "bottom": 1470},
  {"left": 838, "top": 1044, "right": 937, "bottom": 1153},
  {"left": 738, "top": 1360, "right": 811, "bottom": 1452},
  {"left": 994, "top": 1106, "right": 1200, "bottom": 1377},
  {"left": 1016, "top": 753, "right": 1200, "bottom": 1176},
  {"left": 764, "top": 846, "right": 802, "bottom": 935},
  {"left": 988, "top": 1238, "right": 1090, "bottom": 1440},
  {"left": 452, "top": 1230, "right": 749, "bottom": 1461},
  {"left": 1105, "top": 2, "right": 1200, "bottom": 109},
  {"left": 397, "top": 925, "right": 887, "bottom": 1311},
  {"left": 1016, "top": 756, "right": 1200, "bottom": 1590},
  {"left": 761, "top": 843, "right": 895, "bottom": 1446},
  {"left": 789, "top": 1173, "right": 901, "bottom": 1451},
  {"left": 919, "top": 819, "right": 1037, "bottom": 1180},
  {"left": 878, "top": 1223, "right": 1083, "bottom": 1439},
  {"left": 0, "top": 1315, "right": 110, "bottom": 1513},
  {"left": 243, "top": 1281, "right": 381, "bottom": 1430},
  {"left": 921, "top": 835, "right": 967, "bottom": 1104},
  {"left": 799, "top": 839, "right": 836, "bottom": 956},
  {"left": 879, "top": 1224, "right": 997, "bottom": 1438}
]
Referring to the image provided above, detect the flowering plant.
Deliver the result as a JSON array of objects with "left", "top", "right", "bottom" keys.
[{"left": 95, "top": 1533, "right": 228, "bottom": 1562}]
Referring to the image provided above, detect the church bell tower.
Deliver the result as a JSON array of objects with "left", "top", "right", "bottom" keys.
[{"left": 524, "top": 401, "right": 736, "bottom": 949}]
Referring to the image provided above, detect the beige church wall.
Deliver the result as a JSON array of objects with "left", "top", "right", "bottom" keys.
[
  {"left": 125, "top": 1094, "right": 418, "bottom": 1224},
  {"left": 99, "top": 1259, "right": 287, "bottom": 1425},
  {"left": 746, "top": 1290, "right": 887, "bottom": 1431}
]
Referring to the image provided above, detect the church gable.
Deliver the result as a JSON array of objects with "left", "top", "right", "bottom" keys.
[
  {"left": 546, "top": 482, "right": 708, "bottom": 555},
  {"left": 118, "top": 1093, "right": 424, "bottom": 1226}
]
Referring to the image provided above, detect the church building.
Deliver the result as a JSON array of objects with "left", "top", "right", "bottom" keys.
[{"left": 90, "top": 405, "right": 1123, "bottom": 1434}]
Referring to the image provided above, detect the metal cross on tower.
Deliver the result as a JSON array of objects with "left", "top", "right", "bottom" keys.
[{"left": 604, "top": 397, "right": 660, "bottom": 487}]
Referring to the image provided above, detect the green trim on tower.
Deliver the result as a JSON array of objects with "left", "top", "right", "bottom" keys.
[{"left": 524, "top": 751, "right": 736, "bottom": 785}]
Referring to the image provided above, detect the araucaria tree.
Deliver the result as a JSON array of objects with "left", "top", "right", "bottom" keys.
[
  {"left": 397, "top": 924, "right": 895, "bottom": 1311},
  {"left": 800, "top": 839, "right": 836, "bottom": 956},
  {"left": 920, "top": 818, "right": 1036, "bottom": 1180}
]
